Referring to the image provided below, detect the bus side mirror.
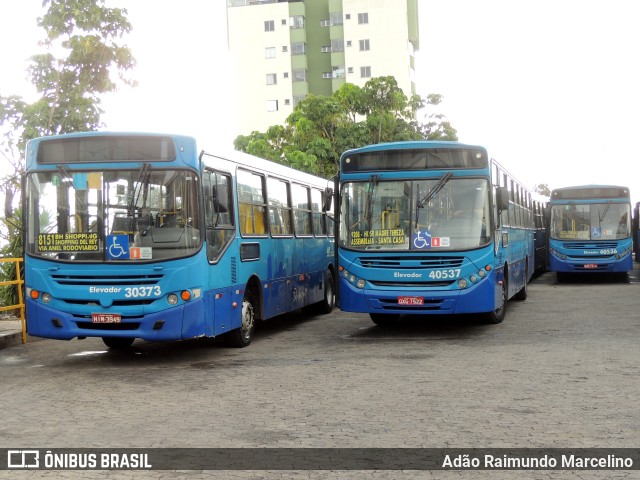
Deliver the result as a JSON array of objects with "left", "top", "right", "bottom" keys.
[
  {"left": 323, "top": 187, "right": 333, "bottom": 212},
  {"left": 496, "top": 186, "right": 509, "bottom": 211}
]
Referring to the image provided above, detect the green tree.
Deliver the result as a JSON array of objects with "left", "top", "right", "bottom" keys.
[
  {"left": 234, "top": 76, "right": 457, "bottom": 177},
  {"left": 534, "top": 184, "right": 552, "bottom": 198},
  {"left": 0, "top": 0, "right": 135, "bottom": 308}
]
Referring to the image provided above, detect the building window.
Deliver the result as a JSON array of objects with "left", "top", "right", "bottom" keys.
[
  {"left": 282, "top": 45, "right": 288, "bottom": 52},
  {"left": 293, "top": 95, "right": 305, "bottom": 107},
  {"left": 359, "top": 39, "right": 370, "bottom": 51},
  {"left": 358, "top": 13, "right": 368, "bottom": 24},
  {"left": 290, "top": 15, "right": 304, "bottom": 29},
  {"left": 293, "top": 69, "right": 307, "bottom": 82},
  {"left": 281, "top": 19, "right": 287, "bottom": 25},
  {"left": 345, "top": 13, "right": 351, "bottom": 20},
  {"left": 265, "top": 47, "right": 276, "bottom": 59},
  {"left": 283, "top": 72, "right": 289, "bottom": 78},
  {"left": 347, "top": 67, "right": 354, "bottom": 74},
  {"left": 329, "top": 12, "right": 343, "bottom": 26},
  {"left": 267, "top": 100, "right": 278, "bottom": 112},
  {"left": 266, "top": 73, "right": 277, "bottom": 85},
  {"left": 284, "top": 99, "right": 290, "bottom": 106},
  {"left": 291, "top": 42, "right": 306, "bottom": 55},
  {"left": 264, "top": 20, "right": 274, "bottom": 32},
  {"left": 333, "top": 66, "right": 345, "bottom": 79},
  {"left": 360, "top": 66, "right": 371, "bottom": 78},
  {"left": 346, "top": 40, "right": 352, "bottom": 47},
  {"left": 331, "top": 39, "right": 344, "bottom": 52}
]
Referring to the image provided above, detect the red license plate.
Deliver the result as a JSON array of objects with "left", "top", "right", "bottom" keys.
[
  {"left": 92, "top": 313, "right": 122, "bottom": 323},
  {"left": 398, "top": 296, "right": 424, "bottom": 305},
  {"left": 583, "top": 264, "right": 598, "bottom": 269}
]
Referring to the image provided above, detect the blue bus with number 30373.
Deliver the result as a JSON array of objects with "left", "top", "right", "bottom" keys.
[{"left": 23, "top": 132, "right": 336, "bottom": 349}]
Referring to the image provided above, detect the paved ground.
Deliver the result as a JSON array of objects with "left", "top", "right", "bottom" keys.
[{"left": 1, "top": 267, "right": 639, "bottom": 479}]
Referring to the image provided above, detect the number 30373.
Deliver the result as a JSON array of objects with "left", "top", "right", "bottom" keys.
[{"left": 124, "top": 286, "right": 162, "bottom": 298}]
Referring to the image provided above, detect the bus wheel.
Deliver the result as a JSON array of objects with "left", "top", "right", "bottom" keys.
[
  {"left": 224, "top": 291, "right": 256, "bottom": 348},
  {"left": 485, "top": 276, "right": 507, "bottom": 324},
  {"left": 514, "top": 264, "right": 528, "bottom": 301},
  {"left": 102, "top": 337, "right": 135, "bottom": 349},
  {"left": 369, "top": 313, "right": 399, "bottom": 326},
  {"left": 316, "top": 270, "right": 335, "bottom": 314}
]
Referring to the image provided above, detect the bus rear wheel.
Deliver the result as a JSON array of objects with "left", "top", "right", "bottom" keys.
[
  {"left": 303, "top": 269, "right": 335, "bottom": 315},
  {"left": 102, "top": 337, "right": 135, "bottom": 349},
  {"left": 485, "top": 276, "right": 507, "bottom": 324},
  {"left": 514, "top": 263, "right": 528, "bottom": 301},
  {"left": 224, "top": 291, "right": 256, "bottom": 348}
]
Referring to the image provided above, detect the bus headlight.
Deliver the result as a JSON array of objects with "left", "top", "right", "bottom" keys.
[
  {"left": 41, "top": 292, "right": 52, "bottom": 304},
  {"left": 478, "top": 269, "right": 486, "bottom": 278},
  {"left": 457, "top": 279, "right": 468, "bottom": 289},
  {"left": 167, "top": 293, "right": 179, "bottom": 305},
  {"left": 356, "top": 279, "right": 366, "bottom": 288},
  {"left": 470, "top": 275, "right": 477, "bottom": 283}
]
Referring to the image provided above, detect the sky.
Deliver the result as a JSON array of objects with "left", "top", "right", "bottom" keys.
[{"left": 1, "top": 0, "right": 640, "bottom": 205}]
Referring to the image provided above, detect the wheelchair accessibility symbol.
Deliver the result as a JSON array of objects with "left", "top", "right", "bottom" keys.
[
  {"left": 107, "top": 234, "right": 130, "bottom": 259},
  {"left": 412, "top": 229, "right": 432, "bottom": 250}
]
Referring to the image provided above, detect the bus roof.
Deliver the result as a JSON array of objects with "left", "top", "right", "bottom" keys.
[
  {"left": 340, "top": 140, "right": 486, "bottom": 159},
  {"left": 551, "top": 185, "right": 630, "bottom": 200}
]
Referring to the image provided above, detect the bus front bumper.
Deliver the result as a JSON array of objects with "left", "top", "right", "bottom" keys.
[
  {"left": 339, "top": 275, "right": 496, "bottom": 315},
  {"left": 25, "top": 298, "right": 205, "bottom": 342}
]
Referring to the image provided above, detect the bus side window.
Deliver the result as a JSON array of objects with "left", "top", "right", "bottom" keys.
[
  {"left": 237, "top": 169, "right": 267, "bottom": 236},
  {"left": 204, "top": 169, "right": 235, "bottom": 261}
]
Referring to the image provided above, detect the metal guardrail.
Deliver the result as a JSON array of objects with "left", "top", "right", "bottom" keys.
[{"left": 0, "top": 257, "right": 26, "bottom": 344}]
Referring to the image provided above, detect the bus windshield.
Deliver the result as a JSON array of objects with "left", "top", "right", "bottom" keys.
[
  {"left": 550, "top": 202, "right": 631, "bottom": 240},
  {"left": 25, "top": 168, "right": 201, "bottom": 261},
  {"left": 340, "top": 177, "right": 491, "bottom": 251}
]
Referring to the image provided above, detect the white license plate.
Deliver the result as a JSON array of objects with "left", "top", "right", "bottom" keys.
[
  {"left": 583, "top": 264, "right": 598, "bottom": 269},
  {"left": 398, "top": 296, "right": 424, "bottom": 305},
  {"left": 92, "top": 313, "right": 122, "bottom": 323}
]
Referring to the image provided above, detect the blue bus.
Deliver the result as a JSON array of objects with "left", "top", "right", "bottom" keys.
[
  {"left": 548, "top": 185, "right": 632, "bottom": 278},
  {"left": 23, "top": 132, "right": 335, "bottom": 348},
  {"left": 532, "top": 199, "right": 548, "bottom": 273},
  {"left": 633, "top": 202, "right": 640, "bottom": 262},
  {"left": 337, "top": 141, "right": 534, "bottom": 325}
]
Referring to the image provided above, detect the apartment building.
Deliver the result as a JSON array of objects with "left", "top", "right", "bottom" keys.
[{"left": 227, "top": 0, "right": 419, "bottom": 135}]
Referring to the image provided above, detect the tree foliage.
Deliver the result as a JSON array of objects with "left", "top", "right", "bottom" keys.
[
  {"left": 233, "top": 76, "right": 458, "bottom": 178},
  {"left": 0, "top": 0, "right": 135, "bottom": 307}
]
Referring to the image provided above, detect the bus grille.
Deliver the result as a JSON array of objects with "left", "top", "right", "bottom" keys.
[
  {"left": 359, "top": 256, "right": 464, "bottom": 269},
  {"left": 51, "top": 274, "right": 163, "bottom": 286},
  {"left": 562, "top": 242, "right": 618, "bottom": 249}
]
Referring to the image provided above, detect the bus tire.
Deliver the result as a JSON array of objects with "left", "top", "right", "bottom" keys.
[
  {"left": 485, "top": 274, "right": 507, "bottom": 324},
  {"left": 316, "top": 270, "right": 335, "bottom": 314},
  {"left": 369, "top": 313, "right": 399, "bottom": 326},
  {"left": 514, "top": 263, "right": 528, "bottom": 301},
  {"left": 224, "top": 291, "right": 256, "bottom": 348},
  {"left": 102, "top": 337, "right": 135, "bottom": 349}
]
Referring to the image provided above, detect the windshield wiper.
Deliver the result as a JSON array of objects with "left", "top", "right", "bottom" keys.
[
  {"left": 362, "top": 175, "right": 378, "bottom": 230},
  {"left": 414, "top": 172, "right": 452, "bottom": 228},
  {"left": 128, "top": 163, "right": 151, "bottom": 217},
  {"left": 597, "top": 201, "right": 611, "bottom": 223}
]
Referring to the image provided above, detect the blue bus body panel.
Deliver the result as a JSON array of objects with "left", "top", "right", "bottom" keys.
[
  {"left": 25, "top": 250, "right": 245, "bottom": 341},
  {"left": 548, "top": 238, "right": 633, "bottom": 273},
  {"left": 338, "top": 246, "right": 500, "bottom": 315}
]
